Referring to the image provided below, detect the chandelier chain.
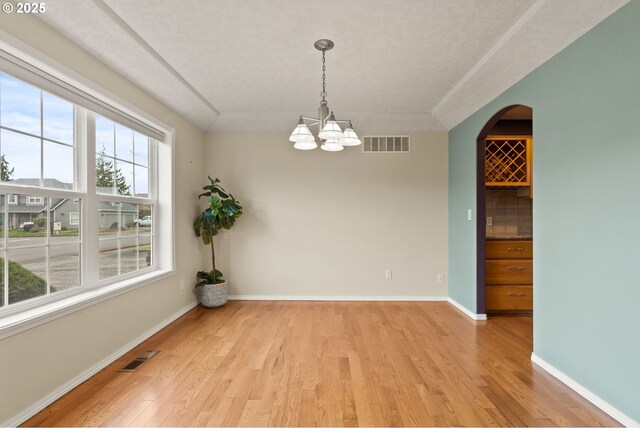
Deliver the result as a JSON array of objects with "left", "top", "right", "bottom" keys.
[{"left": 321, "top": 50, "right": 327, "bottom": 102}]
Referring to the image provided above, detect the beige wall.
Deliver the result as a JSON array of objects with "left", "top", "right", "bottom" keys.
[
  {"left": 205, "top": 132, "right": 448, "bottom": 298},
  {"left": 0, "top": 15, "right": 205, "bottom": 422}
]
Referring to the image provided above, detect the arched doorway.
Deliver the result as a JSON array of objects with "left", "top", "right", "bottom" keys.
[{"left": 476, "top": 105, "right": 533, "bottom": 315}]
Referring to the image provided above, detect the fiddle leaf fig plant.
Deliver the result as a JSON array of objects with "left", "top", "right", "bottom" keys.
[{"left": 193, "top": 177, "right": 242, "bottom": 285}]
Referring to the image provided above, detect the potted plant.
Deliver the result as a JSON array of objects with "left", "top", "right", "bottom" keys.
[{"left": 193, "top": 177, "right": 243, "bottom": 307}]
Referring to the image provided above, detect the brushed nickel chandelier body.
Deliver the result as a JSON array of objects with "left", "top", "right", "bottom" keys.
[{"left": 289, "top": 39, "right": 361, "bottom": 151}]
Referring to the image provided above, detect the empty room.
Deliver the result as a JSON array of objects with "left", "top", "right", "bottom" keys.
[{"left": 0, "top": 0, "right": 638, "bottom": 426}]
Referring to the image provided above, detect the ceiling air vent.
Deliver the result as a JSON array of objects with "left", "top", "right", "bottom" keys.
[{"left": 362, "top": 136, "right": 410, "bottom": 153}]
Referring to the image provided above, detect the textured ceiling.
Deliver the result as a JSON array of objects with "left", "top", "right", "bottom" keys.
[{"left": 37, "top": 0, "right": 627, "bottom": 133}]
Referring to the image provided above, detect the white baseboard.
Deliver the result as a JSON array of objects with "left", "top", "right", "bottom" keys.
[
  {"left": 228, "top": 295, "right": 448, "bottom": 302},
  {"left": 2, "top": 300, "right": 198, "bottom": 427},
  {"left": 531, "top": 353, "right": 638, "bottom": 427},
  {"left": 447, "top": 297, "right": 487, "bottom": 320}
]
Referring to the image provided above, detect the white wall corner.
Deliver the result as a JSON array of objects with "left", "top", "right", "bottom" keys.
[
  {"left": 447, "top": 297, "right": 487, "bottom": 321},
  {"left": 2, "top": 301, "right": 198, "bottom": 427},
  {"left": 531, "top": 353, "right": 638, "bottom": 427}
]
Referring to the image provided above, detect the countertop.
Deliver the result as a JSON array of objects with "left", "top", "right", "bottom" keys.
[{"left": 486, "top": 236, "right": 532, "bottom": 241}]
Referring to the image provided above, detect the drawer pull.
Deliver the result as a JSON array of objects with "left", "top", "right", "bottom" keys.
[
  {"left": 507, "top": 292, "right": 525, "bottom": 297},
  {"left": 506, "top": 266, "right": 526, "bottom": 271},
  {"left": 507, "top": 247, "right": 525, "bottom": 252}
]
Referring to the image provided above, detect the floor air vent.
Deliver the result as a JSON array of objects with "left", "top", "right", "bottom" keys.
[
  {"left": 119, "top": 350, "right": 158, "bottom": 372},
  {"left": 363, "top": 136, "right": 410, "bottom": 153}
]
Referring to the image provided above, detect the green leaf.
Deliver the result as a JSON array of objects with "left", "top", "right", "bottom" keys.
[
  {"left": 201, "top": 228, "right": 211, "bottom": 245},
  {"left": 195, "top": 270, "right": 217, "bottom": 287},
  {"left": 193, "top": 216, "right": 203, "bottom": 237},
  {"left": 212, "top": 187, "right": 229, "bottom": 199},
  {"left": 196, "top": 270, "right": 210, "bottom": 279},
  {"left": 221, "top": 201, "right": 240, "bottom": 216},
  {"left": 208, "top": 195, "right": 222, "bottom": 209}
]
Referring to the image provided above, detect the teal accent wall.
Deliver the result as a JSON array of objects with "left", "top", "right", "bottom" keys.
[
  {"left": 448, "top": 1, "right": 640, "bottom": 422},
  {"left": 448, "top": 123, "right": 478, "bottom": 312}
]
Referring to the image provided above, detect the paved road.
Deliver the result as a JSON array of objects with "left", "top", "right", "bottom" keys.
[
  {"left": 5, "top": 235, "right": 150, "bottom": 259},
  {"left": 4, "top": 234, "right": 152, "bottom": 293}
]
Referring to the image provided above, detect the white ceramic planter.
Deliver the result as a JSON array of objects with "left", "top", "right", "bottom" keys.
[{"left": 200, "top": 280, "right": 228, "bottom": 308}]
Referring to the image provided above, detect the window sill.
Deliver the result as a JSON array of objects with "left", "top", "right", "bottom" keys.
[{"left": 0, "top": 269, "right": 175, "bottom": 341}]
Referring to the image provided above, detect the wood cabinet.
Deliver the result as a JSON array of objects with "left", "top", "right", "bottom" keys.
[
  {"left": 486, "top": 260, "right": 533, "bottom": 285},
  {"left": 486, "top": 240, "right": 532, "bottom": 259},
  {"left": 486, "top": 286, "right": 533, "bottom": 311},
  {"left": 485, "top": 135, "right": 532, "bottom": 187},
  {"left": 486, "top": 240, "right": 532, "bottom": 313}
]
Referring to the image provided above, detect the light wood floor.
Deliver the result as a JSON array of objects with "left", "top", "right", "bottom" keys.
[{"left": 23, "top": 301, "right": 619, "bottom": 427}]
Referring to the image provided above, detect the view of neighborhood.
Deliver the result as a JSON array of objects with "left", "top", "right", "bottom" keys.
[
  {"left": 0, "top": 71, "right": 154, "bottom": 308},
  {"left": 1, "top": 199, "right": 152, "bottom": 306},
  {"left": 0, "top": 69, "right": 153, "bottom": 307}
]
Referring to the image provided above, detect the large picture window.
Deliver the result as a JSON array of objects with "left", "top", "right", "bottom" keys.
[{"left": 0, "top": 62, "right": 170, "bottom": 316}]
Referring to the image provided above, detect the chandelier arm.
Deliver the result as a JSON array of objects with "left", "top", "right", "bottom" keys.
[{"left": 300, "top": 116, "right": 321, "bottom": 126}]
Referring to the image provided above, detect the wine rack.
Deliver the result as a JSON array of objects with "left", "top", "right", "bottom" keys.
[{"left": 485, "top": 136, "right": 532, "bottom": 186}]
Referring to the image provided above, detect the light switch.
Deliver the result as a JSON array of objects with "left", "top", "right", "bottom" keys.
[{"left": 467, "top": 209, "right": 473, "bottom": 220}]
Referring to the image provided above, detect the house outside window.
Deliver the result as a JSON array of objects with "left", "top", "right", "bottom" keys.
[{"left": 7, "top": 194, "right": 16, "bottom": 204}]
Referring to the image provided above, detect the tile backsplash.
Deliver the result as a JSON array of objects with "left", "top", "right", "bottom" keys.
[{"left": 486, "top": 188, "right": 532, "bottom": 238}]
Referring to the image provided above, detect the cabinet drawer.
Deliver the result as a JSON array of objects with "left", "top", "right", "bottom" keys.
[
  {"left": 486, "top": 240, "right": 532, "bottom": 259},
  {"left": 486, "top": 260, "right": 532, "bottom": 284},
  {"left": 486, "top": 286, "right": 532, "bottom": 311}
]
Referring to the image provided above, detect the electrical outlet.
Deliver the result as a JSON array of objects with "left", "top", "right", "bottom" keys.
[
  {"left": 486, "top": 216, "right": 493, "bottom": 226},
  {"left": 437, "top": 273, "right": 444, "bottom": 283},
  {"left": 385, "top": 270, "right": 392, "bottom": 280},
  {"left": 179, "top": 278, "right": 185, "bottom": 290}
]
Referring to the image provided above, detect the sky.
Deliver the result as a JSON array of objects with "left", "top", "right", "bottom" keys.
[{"left": 0, "top": 72, "right": 150, "bottom": 195}]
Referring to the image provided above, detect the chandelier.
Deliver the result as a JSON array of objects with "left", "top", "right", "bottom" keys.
[{"left": 289, "top": 39, "right": 361, "bottom": 151}]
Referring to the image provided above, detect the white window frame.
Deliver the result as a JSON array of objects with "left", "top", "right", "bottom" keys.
[
  {"left": 7, "top": 194, "right": 17, "bottom": 204},
  {"left": 69, "top": 211, "right": 79, "bottom": 225},
  {"left": 26, "top": 196, "right": 44, "bottom": 205},
  {"left": 0, "top": 32, "right": 175, "bottom": 340}
]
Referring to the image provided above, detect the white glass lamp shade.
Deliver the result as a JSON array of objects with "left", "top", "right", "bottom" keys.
[
  {"left": 320, "top": 139, "right": 344, "bottom": 152},
  {"left": 289, "top": 122, "right": 315, "bottom": 143},
  {"left": 318, "top": 112, "right": 344, "bottom": 140},
  {"left": 340, "top": 125, "right": 361, "bottom": 146},
  {"left": 294, "top": 139, "right": 318, "bottom": 150}
]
